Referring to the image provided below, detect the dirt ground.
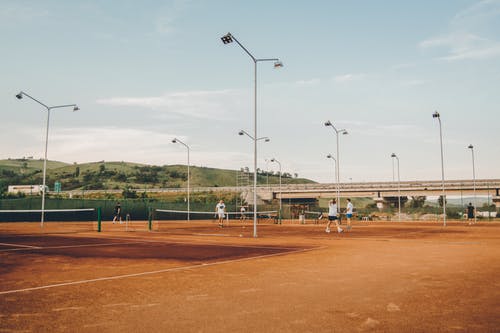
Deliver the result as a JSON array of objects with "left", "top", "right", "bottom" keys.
[{"left": 1, "top": 220, "right": 499, "bottom": 332}]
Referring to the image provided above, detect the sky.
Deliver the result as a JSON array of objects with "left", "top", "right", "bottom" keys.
[{"left": 1, "top": 0, "right": 499, "bottom": 183}]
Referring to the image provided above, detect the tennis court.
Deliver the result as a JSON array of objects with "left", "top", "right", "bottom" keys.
[{"left": 1, "top": 220, "right": 500, "bottom": 332}]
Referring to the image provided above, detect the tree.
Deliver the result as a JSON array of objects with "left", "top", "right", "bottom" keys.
[
  {"left": 75, "top": 166, "right": 80, "bottom": 178},
  {"left": 438, "top": 195, "right": 447, "bottom": 208},
  {"left": 410, "top": 196, "right": 426, "bottom": 208}
]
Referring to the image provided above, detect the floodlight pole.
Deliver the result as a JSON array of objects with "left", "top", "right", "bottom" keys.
[
  {"left": 391, "top": 153, "right": 401, "bottom": 222},
  {"left": 270, "top": 158, "right": 282, "bottom": 223},
  {"left": 326, "top": 153, "right": 336, "bottom": 191},
  {"left": 468, "top": 144, "right": 477, "bottom": 224},
  {"left": 222, "top": 32, "right": 282, "bottom": 238},
  {"left": 16, "top": 91, "right": 78, "bottom": 227},
  {"left": 172, "top": 138, "right": 190, "bottom": 221},
  {"left": 324, "top": 120, "right": 348, "bottom": 213},
  {"left": 433, "top": 111, "right": 446, "bottom": 226}
]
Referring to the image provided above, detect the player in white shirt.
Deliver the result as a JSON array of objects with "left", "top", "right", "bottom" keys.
[
  {"left": 326, "top": 199, "right": 343, "bottom": 234},
  {"left": 346, "top": 198, "right": 354, "bottom": 231},
  {"left": 215, "top": 200, "right": 226, "bottom": 227}
]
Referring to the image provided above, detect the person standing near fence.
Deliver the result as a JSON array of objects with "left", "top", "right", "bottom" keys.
[
  {"left": 215, "top": 200, "right": 226, "bottom": 227},
  {"left": 112, "top": 202, "right": 123, "bottom": 224},
  {"left": 346, "top": 198, "right": 354, "bottom": 231},
  {"left": 326, "top": 199, "right": 343, "bottom": 234},
  {"left": 466, "top": 202, "right": 475, "bottom": 224}
]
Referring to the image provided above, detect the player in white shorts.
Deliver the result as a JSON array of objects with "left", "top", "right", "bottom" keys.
[
  {"left": 215, "top": 200, "right": 226, "bottom": 227},
  {"left": 326, "top": 199, "right": 343, "bottom": 233},
  {"left": 346, "top": 198, "right": 354, "bottom": 231}
]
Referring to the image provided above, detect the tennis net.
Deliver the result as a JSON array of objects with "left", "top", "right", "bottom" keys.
[
  {"left": 151, "top": 209, "right": 279, "bottom": 232},
  {"left": 0, "top": 208, "right": 98, "bottom": 233}
]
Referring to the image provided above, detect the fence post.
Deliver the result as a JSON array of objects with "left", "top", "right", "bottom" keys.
[
  {"left": 97, "top": 207, "right": 102, "bottom": 232},
  {"left": 148, "top": 207, "right": 153, "bottom": 231}
]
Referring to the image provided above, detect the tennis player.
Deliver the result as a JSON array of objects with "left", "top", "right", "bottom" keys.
[
  {"left": 346, "top": 198, "right": 354, "bottom": 231},
  {"left": 326, "top": 199, "right": 343, "bottom": 233},
  {"left": 215, "top": 200, "right": 226, "bottom": 227},
  {"left": 112, "top": 202, "right": 122, "bottom": 224}
]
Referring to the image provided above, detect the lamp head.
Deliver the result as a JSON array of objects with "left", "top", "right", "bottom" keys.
[
  {"left": 238, "top": 130, "right": 244, "bottom": 136},
  {"left": 432, "top": 111, "right": 440, "bottom": 118},
  {"left": 172, "top": 138, "right": 177, "bottom": 143},
  {"left": 326, "top": 154, "right": 333, "bottom": 159},
  {"left": 274, "top": 61, "right": 283, "bottom": 68},
  {"left": 73, "top": 106, "right": 79, "bottom": 112},
  {"left": 391, "top": 153, "right": 397, "bottom": 158},
  {"left": 468, "top": 144, "right": 474, "bottom": 149},
  {"left": 270, "top": 158, "right": 276, "bottom": 162},
  {"left": 264, "top": 137, "right": 270, "bottom": 142},
  {"left": 221, "top": 33, "right": 233, "bottom": 44},
  {"left": 324, "top": 120, "right": 332, "bottom": 127},
  {"left": 15, "top": 92, "right": 23, "bottom": 99},
  {"left": 341, "top": 129, "right": 348, "bottom": 135}
]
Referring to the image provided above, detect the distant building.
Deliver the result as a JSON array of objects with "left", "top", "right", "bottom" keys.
[{"left": 8, "top": 185, "right": 48, "bottom": 195}]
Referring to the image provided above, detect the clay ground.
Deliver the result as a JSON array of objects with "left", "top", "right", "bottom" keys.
[{"left": 1, "top": 220, "right": 499, "bottom": 332}]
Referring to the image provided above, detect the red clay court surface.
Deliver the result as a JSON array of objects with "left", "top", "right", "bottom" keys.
[{"left": 1, "top": 220, "right": 500, "bottom": 332}]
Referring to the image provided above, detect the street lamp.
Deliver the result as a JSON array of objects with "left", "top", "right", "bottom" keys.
[
  {"left": 172, "top": 138, "right": 190, "bottom": 221},
  {"left": 433, "top": 111, "right": 446, "bottom": 226},
  {"left": 326, "top": 154, "right": 337, "bottom": 195},
  {"left": 391, "top": 153, "right": 401, "bottom": 222},
  {"left": 324, "top": 120, "right": 348, "bottom": 211},
  {"left": 270, "top": 158, "right": 282, "bottom": 223},
  {"left": 16, "top": 91, "right": 79, "bottom": 227},
  {"left": 222, "top": 32, "right": 282, "bottom": 238},
  {"left": 238, "top": 129, "right": 270, "bottom": 236},
  {"left": 468, "top": 144, "right": 477, "bottom": 224}
]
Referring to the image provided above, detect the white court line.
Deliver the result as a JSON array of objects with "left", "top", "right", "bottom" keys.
[
  {"left": 0, "top": 241, "right": 148, "bottom": 252},
  {"left": 0, "top": 242, "right": 41, "bottom": 249},
  {"left": 0, "top": 246, "right": 325, "bottom": 295}
]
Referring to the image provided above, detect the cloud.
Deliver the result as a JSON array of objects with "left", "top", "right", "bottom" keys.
[
  {"left": 295, "top": 78, "right": 321, "bottom": 86},
  {"left": 333, "top": 73, "right": 365, "bottom": 83},
  {"left": 96, "top": 89, "right": 245, "bottom": 119},
  {"left": 0, "top": 3, "right": 49, "bottom": 22},
  {"left": 154, "top": 0, "right": 193, "bottom": 34},
  {"left": 452, "top": 0, "right": 500, "bottom": 27},
  {"left": 419, "top": 32, "right": 500, "bottom": 61}
]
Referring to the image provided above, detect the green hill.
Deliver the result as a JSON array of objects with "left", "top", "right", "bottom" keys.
[{"left": 0, "top": 159, "right": 315, "bottom": 194}]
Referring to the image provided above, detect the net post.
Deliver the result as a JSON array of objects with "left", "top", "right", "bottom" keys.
[
  {"left": 148, "top": 207, "right": 153, "bottom": 231},
  {"left": 97, "top": 207, "right": 102, "bottom": 232}
]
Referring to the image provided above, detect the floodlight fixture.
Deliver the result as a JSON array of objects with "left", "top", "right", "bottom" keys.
[
  {"left": 432, "top": 111, "right": 440, "bottom": 118},
  {"left": 221, "top": 33, "right": 233, "bottom": 44},
  {"left": 274, "top": 61, "right": 283, "bottom": 68},
  {"left": 172, "top": 138, "right": 178, "bottom": 143},
  {"left": 16, "top": 92, "right": 23, "bottom": 99},
  {"left": 73, "top": 106, "right": 79, "bottom": 112}
]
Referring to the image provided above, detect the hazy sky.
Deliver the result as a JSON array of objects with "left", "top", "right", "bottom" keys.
[{"left": 1, "top": 0, "right": 499, "bottom": 183}]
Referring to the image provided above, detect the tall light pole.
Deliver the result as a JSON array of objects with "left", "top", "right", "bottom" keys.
[
  {"left": 433, "top": 111, "right": 446, "bottom": 226},
  {"left": 324, "top": 120, "right": 348, "bottom": 210},
  {"left": 270, "top": 158, "right": 282, "bottom": 223},
  {"left": 238, "top": 129, "right": 270, "bottom": 237},
  {"left": 391, "top": 153, "right": 401, "bottom": 222},
  {"left": 326, "top": 153, "right": 336, "bottom": 188},
  {"left": 172, "top": 138, "right": 190, "bottom": 221},
  {"left": 222, "top": 32, "right": 282, "bottom": 238},
  {"left": 16, "top": 91, "right": 79, "bottom": 227},
  {"left": 468, "top": 144, "right": 477, "bottom": 224}
]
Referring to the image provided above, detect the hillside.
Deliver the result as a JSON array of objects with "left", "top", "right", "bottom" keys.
[{"left": 0, "top": 158, "right": 316, "bottom": 193}]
